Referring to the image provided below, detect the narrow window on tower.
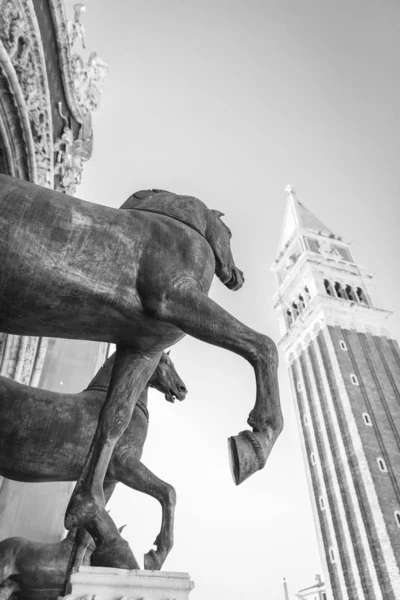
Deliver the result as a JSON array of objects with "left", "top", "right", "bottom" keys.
[
  {"left": 350, "top": 374, "right": 359, "bottom": 386},
  {"left": 319, "top": 496, "right": 326, "bottom": 511},
  {"left": 339, "top": 340, "right": 347, "bottom": 351},
  {"left": 377, "top": 457, "right": 388, "bottom": 473},
  {"left": 310, "top": 452, "right": 317, "bottom": 465},
  {"left": 298, "top": 295, "right": 306, "bottom": 312},
  {"left": 297, "top": 381, "right": 302, "bottom": 392},
  {"left": 329, "top": 547, "right": 336, "bottom": 564},
  {"left": 363, "top": 413, "right": 372, "bottom": 426},
  {"left": 394, "top": 511, "right": 400, "bottom": 528},
  {"left": 303, "top": 414, "right": 309, "bottom": 426}
]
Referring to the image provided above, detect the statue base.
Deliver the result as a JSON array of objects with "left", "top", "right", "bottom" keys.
[{"left": 63, "top": 566, "right": 195, "bottom": 600}]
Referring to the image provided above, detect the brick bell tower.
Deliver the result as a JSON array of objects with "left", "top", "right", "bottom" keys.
[{"left": 272, "top": 186, "right": 400, "bottom": 600}]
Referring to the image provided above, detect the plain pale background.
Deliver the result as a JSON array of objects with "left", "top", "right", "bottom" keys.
[{"left": 66, "top": 1, "right": 400, "bottom": 598}]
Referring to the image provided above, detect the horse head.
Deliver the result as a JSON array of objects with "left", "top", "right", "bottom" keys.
[
  {"left": 120, "top": 189, "right": 244, "bottom": 291},
  {"left": 206, "top": 210, "right": 244, "bottom": 291},
  {"left": 149, "top": 352, "right": 187, "bottom": 403}
]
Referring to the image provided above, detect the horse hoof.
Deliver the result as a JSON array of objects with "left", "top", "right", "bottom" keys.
[
  {"left": 92, "top": 538, "right": 139, "bottom": 570},
  {"left": 144, "top": 549, "right": 161, "bottom": 571},
  {"left": 228, "top": 430, "right": 271, "bottom": 485}
]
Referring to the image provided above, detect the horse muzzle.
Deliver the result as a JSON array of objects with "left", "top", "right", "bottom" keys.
[
  {"left": 224, "top": 266, "right": 244, "bottom": 291},
  {"left": 165, "top": 384, "right": 187, "bottom": 403}
]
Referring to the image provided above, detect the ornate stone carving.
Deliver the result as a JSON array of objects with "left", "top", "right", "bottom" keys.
[
  {"left": 54, "top": 103, "right": 93, "bottom": 195},
  {"left": 67, "top": 3, "right": 86, "bottom": 50},
  {"left": 49, "top": 0, "right": 108, "bottom": 123},
  {"left": 0, "top": 0, "right": 53, "bottom": 187},
  {"left": 71, "top": 50, "right": 108, "bottom": 116}
]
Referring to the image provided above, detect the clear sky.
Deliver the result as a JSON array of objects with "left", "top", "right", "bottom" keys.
[{"left": 69, "top": 1, "right": 400, "bottom": 598}]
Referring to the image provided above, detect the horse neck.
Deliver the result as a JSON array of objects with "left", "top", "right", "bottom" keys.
[
  {"left": 137, "top": 385, "right": 149, "bottom": 409},
  {"left": 204, "top": 214, "right": 218, "bottom": 255},
  {"left": 86, "top": 353, "right": 116, "bottom": 392}
]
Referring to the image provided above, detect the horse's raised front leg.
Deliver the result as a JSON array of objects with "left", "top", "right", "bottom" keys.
[
  {"left": 114, "top": 457, "right": 176, "bottom": 570},
  {"left": 144, "top": 287, "right": 282, "bottom": 482},
  {"left": 65, "top": 346, "right": 161, "bottom": 533}
]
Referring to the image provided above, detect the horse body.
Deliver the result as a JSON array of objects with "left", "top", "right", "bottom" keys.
[
  {"left": 0, "top": 178, "right": 214, "bottom": 348},
  {"left": 0, "top": 377, "right": 147, "bottom": 482},
  {"left": 0, "top": 350, "right": 185, "bottom": 482},
  {"left": 0, "top": 378, "right": 100, "bottom": 482}
]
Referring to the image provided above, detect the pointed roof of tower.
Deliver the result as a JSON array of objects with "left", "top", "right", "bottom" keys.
[{"left": 277, "top": 185, "right": 335, "bottom": 253}]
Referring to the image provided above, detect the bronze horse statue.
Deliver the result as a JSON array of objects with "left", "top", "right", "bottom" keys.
[
  {"left": 0, "top": 175, "right": 282, "bottom": 567},
  {"left": 0, "top": 527, "right": 95, "bottom": 600},
  {"left": 0, "top": 350, "right": 186, "bottom": 571}
]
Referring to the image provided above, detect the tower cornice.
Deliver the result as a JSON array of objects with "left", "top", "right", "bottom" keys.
[
  {"left": 279, "top": 294, "right": 392, "bottom": 361},
  {"left": 273, "top": 250, "right": 374, "bottom": 305}
]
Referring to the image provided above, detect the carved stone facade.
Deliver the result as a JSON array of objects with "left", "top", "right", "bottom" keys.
[
  {"left": 273, "top": 188, "right": 400, "bottom": 600},
  {"left": 0, "top": 0, "right": 107, "bottom": 542}
]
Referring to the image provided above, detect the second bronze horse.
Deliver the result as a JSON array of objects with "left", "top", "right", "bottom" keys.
[{"left": 0, "top": 351, "right": 186, "bottom": 571}]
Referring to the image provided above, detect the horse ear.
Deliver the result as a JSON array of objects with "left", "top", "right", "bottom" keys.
[
  {"left": 118, "top": 524, "right": 127, "bottom": 534},
  {"left": 212, "top": 209, "right": 225, "bottom": 218},
  {"left": 166, "top": 350, "right": 171, "bottom": 356}
]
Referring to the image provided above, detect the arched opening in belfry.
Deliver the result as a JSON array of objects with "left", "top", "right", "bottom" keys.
[
  {"left": 356, "top": 287, "right": 368, "bottom": 304},
  {"left": 334, "top": 282, "right": 345, "bottom": 299},
  {"left": 298, "top": 294, "right": 306, "bottom": 311},
  {"left": 324, "top": 279, "right": 334, "bottom": 296},
  {"left": 345, "top": 285, "right": 357, "bottom": 302}
]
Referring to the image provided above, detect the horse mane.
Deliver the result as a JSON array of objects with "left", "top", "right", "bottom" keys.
[{"left": 119, "top": 190, "right": 211, "bottom": 240}]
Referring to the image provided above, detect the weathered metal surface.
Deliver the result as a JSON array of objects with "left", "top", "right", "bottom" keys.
[{"left": 0, "top": 175, "right": 282, "bottom": 569}]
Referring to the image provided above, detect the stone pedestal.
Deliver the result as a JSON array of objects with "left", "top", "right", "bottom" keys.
[{"left": 64, "top": 567, "right": 195, "bottom": 600}]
